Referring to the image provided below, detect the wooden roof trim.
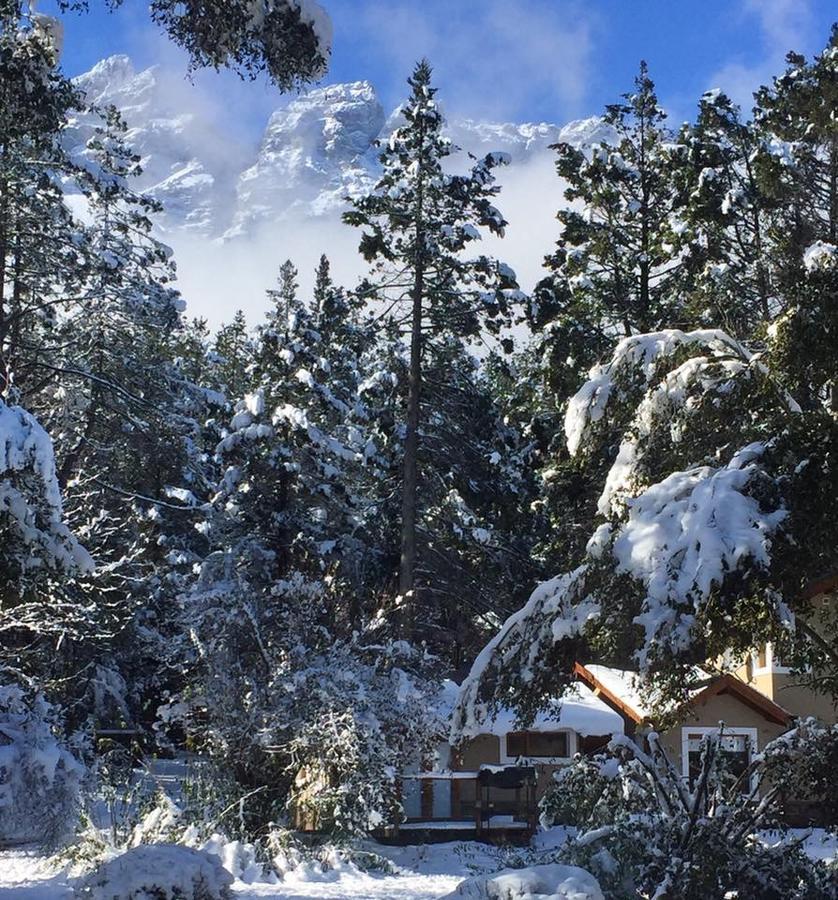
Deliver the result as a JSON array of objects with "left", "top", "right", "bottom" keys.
[
  {"left": 689, "top": 674, "right": 793, "bottom": 727},
  {"left": 573, "top": 662, "right": 644, "bottom": 724},
  {"left": 575, "top": 664, "right": 793, "bottom": 729}
]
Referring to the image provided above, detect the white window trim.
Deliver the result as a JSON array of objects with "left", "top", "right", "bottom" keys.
[
  {"left": 752, "top": 642, "right": 795, "bottom": 675},
  {"left": 499, "top": 730, "right": 576, "bottom": 765},
  {"left": 751, "top": 644, "right": 772, "bottom": 675},
  {"left": 680, "top": 726, "right": 758, "bottom": 783}
]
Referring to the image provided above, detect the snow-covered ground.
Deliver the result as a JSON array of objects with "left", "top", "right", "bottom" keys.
[
  {"left": 0, "top": 840, "right": 510, "bottom": 899},
  {"left": 2, "top": 829, "right": 834, "bottom": 898}
]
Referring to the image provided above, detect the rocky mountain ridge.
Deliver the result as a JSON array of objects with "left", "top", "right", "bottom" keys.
[{"left": 67, "top": 55, "right": 613, "bottom": 242}]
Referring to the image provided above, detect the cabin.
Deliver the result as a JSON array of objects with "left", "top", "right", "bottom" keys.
[
  {"left": 391, "top": 649, "right": 838, "bottom": 841},
  {"left": 388, "top": 681, "right": 625, "bottom": 844},
  {"left": 576, "top": 655, "right": 837, "bottom": 824},
  {"left": 576, "top": 662, "right": 795, "bottom": 783}
]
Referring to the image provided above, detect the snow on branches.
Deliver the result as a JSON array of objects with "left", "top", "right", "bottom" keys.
[
  {"left": 611, "top": 443, "right": 787, "bottom": 663},
  {"left": 0, "top": 398, "right": 92, "bottom": 575},
  {"left": 564, "top": 329, "right": 752, "bottom": 458},
  {"left": 455, "top": 328, "right": 809, "bottom": 731}
]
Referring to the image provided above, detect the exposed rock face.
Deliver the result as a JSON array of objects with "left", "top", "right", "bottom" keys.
[
  {"left": 226, "top": 81, "right": 385, "bottom": 237},
  {"left": 69, "top": 56, "right": 615, "bottom": 243},
  {"left": 66, "top": 55, "right": 235, "bottom": 234}
]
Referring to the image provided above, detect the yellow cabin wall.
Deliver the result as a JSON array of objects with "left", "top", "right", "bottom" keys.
[
  {"left": 732, "top": 643, "right": 838, "bottom": 725},
  {"left": 656, "top": 691, "right": 788, "bottom": 771},
  {"left": 772, "top": 676, "right": 837, "bottom": 723}
]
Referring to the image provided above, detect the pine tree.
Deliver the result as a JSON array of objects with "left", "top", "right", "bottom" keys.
[
  {"left": 212, "top": 310, "right": 250, "bottom": 402},
  {"left": 312, "top": 253, "right": 332, "bottom": 321},
  {"left": 266, "top": 258, "right": 300, "bottom": 332},
  {"left": 546, "top": 62, "right": 687, "bottom": 339},
  {"left": 0, "top": 5, "right": 86, "bottom": 396},
  {"left": 5, "top": 100, "right": 208, "bottom": 723},
  {"left": 344, "top": 60, "right": 520, "bottom": 623},
  {"left": 754, "top": 28, "right": 838, "bottom": 413},
  {"left": 171, "top": 265, "right": 441, "bottom": 834},
  {"left": 671, "top": 89, "right": 781, "bottom": 336},
  {"left": 755, "top": 27, "right": 838, "bottom": 255}
]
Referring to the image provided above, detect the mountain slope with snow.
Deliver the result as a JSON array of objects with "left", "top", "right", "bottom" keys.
[
  {"left": 69, "top": 56, "right": 613, "bottom": 241},
  {"left": 65, "top": 56, "right": 615, "bottom": 324}
]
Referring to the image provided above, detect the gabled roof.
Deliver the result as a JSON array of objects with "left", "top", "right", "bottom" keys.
[
  {"left": 687, "top": 673, "right": 793, "bottom": 727},
  {"left": 573, "top": 663, "right": 646, "bottom": 724},
  {"left": 574, "top": 663, "right": 794, "bottom": 729}
]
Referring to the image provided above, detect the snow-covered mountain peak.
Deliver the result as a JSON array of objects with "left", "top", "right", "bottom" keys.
[
  {"left": 227, "top": 80, "right": 385, "bottom": 235},
  {"left": 69, "top": 55, "right": 610, "bottom": 243},
  {"left": 74, "top": 55, "right": 157, "bottom": 116},
  {"left": 258, "top": 80, "right": 384, "bottom": 167}
]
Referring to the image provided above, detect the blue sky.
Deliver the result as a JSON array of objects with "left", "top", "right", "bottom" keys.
[{"left": 44, "top": 0, "right": 838, "bottom": 131}]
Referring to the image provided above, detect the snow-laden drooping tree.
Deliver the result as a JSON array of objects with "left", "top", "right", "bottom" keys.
[
  {"left": 0, "top": 395, "right": 95, "bottom": 718},
  {"left": 0, "top": 679, "right": 86, "bottom": 846},
  {"left": 0, "top": 397, "right": 91, "bottom": 587},
  {"left": 455, "top": 307, "right": 838, "bottom": 730},
  {"left": 344, "top": 60, "right": 522, "bottom": 627},
  {"left": 55, "top": 0, "right": 332, "bottom": 90},
  {"left": 519, "top": 64, "right": 707, "bottom": 592}
]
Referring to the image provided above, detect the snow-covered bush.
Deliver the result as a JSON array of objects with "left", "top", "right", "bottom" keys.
[
  {"left": 759, "top": 717, "right": 838, "bottom": 824},
  {"left": 446, "top": 863, "right": 604, "bottom": 900},
  {"left": 279, "top": 639, "right": 444, "bottom": 835},
  {"left": 171, "top": 549, "right": 445, "bottom": 838},
  {"left": 0, "top": 681, "right": 85, "bottom": 845},
  {"left": 538, "top": 753, "right": 643, "bottom": 829},
  {"left": 542, "top": 728, "right": 837, "bottom": 899},
  {"left": 74, "top": 843, "right": 234, "bottom": 900}
]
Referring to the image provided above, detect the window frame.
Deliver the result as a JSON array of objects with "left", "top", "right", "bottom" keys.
[
  {"left": 680, "top": 726, "right": 758, "bottom": 790},
  {"left": 500, "top": 729, "right": 575, "bottom": 764}
]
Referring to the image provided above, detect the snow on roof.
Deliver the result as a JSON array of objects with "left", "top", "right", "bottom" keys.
[
  {"left": 582, "top": 665, "right": 652, "bottom": 719},
  {"left": 581, "top": 664, "right": 720, "bottom": 722},
  {"left": 438, "top": 680, "right": 624, "bottom": 738}
]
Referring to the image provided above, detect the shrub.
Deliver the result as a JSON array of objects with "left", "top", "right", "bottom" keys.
[
  {"left": 0, "top": 681, "right": 85, "bottom": 846},
  {"left": 544, "top": 729, "right": 838, "bottom": 899},
  {"left": 74, "top": 843, "right": 234, "bottom": 900}
]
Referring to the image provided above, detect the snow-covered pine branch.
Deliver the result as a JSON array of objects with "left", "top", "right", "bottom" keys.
[
  {"left": 0, "top": 398, "right": 92, "bottom": 574},
  {"left": 454, "top": 325, "right": 829, "bottom": 731}
]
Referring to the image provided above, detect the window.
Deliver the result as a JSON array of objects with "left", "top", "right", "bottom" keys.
[
  {"left": 682, "top": 728, "right": 756, "bottom": 793},
  {"left": 504, "top": 730, "right": 569, "bottom": 760}
]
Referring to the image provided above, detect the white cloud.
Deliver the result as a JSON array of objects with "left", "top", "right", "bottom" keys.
[
  {"left": 706, "top": 0, "right": 816, "bottom": 111},
  {"left": 350, "top": 0, "right": 597, "bottom": 121},
  {"left": 172, "top": 218, "right": 366, "bottom": 330},
  {"left": 173, "top": 151, "right": 563, "bottom": 333}
]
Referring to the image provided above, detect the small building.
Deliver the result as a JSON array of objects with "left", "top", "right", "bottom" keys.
[
  {"left": 575, "top": 662, "right": 796, "bottom": 789},
  {"left": 392, "top": 681, "right": 625, "bottom": 843}
]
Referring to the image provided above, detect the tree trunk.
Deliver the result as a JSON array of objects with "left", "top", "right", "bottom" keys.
[
  {"left": 399, "top": 258, "right": 424, "bottom": 604},
  {"left": 398, "top": 104, "right": 427, "bottom": 616},
  {"left": 0, "top": 144, "right": 7, "bottom": 389}
]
